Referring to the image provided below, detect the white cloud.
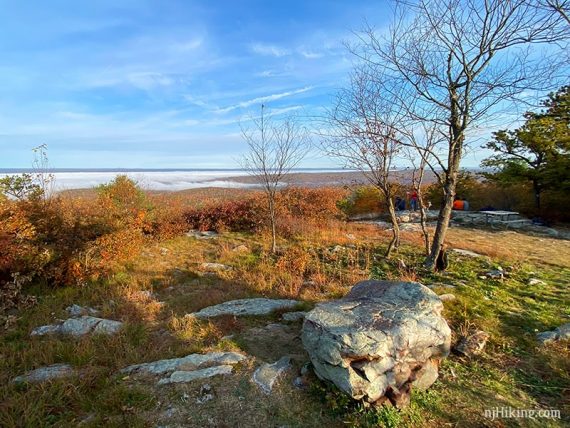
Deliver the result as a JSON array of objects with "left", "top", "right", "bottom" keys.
[
  {"left": 216, "top": 87, "right": 313, "bottom": 113},
  {"left": 250, "top": 42, "right": 290, "bottom": 57},
  {"left": 298, "top": 48, "right": 324, "bottom": 59}
]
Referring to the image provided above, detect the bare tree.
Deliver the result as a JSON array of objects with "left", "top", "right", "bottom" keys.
[
  {"left": 539, "top": 0, "right": 570, "bottom": 24},
  {"left": 350, "top": 0, "right": 569, "bottom": 268},
  {"left": 241, "top": 105, "right": 310, "bottom": 253},
  {"left": 403, "top": 124, "right": 443, "bottom": 255},
  {"left": 325, "top": 66, "right": 404, "bottom": 257}
]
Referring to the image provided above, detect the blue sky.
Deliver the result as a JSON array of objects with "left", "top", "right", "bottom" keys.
[
  {"left": 0, "top": 1, "right": 564, "bottom": 169},
  {"left": 1, "top": 0, "right": 391, "bottom": 168}
]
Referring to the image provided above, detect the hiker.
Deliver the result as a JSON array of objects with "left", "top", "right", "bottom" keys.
[
  {"left": 395, "top": 196, "right": 405, "bottom": 211},
  {"left": 409, "top": 190, "right": 418, "bottom": 211}
]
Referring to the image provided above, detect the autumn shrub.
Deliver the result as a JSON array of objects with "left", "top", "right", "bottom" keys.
[
  {"left": 337, "top": 186, "right": 384, "bottom": 217},
  {"left": 185, "top": 193, "right": 267, "bottom": 232},
  {"left": 0, "top": 175, "right": 158, "bottom": 287}
]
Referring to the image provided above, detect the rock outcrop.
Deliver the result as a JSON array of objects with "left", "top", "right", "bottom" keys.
[
  {"left": 301, "top": 280, "right": 451, "bottom": 407},
  {"left": 121, "top": 351, "right": 247, "bottom": 385},
  {"left": 31, "top": 316, "right": 123, "bottom": 337},
  {"left": 191, "top": 298, "right": 300, "bottom": 318},
  {"left": 13, "top": 364, "right": 75, "bottom": 383}
]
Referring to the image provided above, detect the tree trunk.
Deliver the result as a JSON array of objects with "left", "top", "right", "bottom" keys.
[
  {"left": 533, "top": 182, "right": 541, "bottom": 210},
  {"left": 417, "top": 193, "right": 431, "bottom": 256},
  {"left": 425, "top": 138, "right": 461, "bottom": 269},
  {"left": 425, "top": 84, "right": 464, "bottom": 270},
  {"left": 385, "top": 196, "right": 400, "bottom": 258},
  {"left": 268, "top": 195, "right": 277, "bottom": 254}
]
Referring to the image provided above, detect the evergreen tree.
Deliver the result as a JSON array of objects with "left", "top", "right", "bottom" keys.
[{"left": 482, "top": 86, "right": 570, "bottom": 210}]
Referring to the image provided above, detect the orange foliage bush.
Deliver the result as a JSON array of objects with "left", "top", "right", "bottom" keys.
[
  {"left": 0, "top": 176, "right": 166, "bottom": 287},
  {"left": 184, "top": 186, "right": 348, "bottom": 236}
]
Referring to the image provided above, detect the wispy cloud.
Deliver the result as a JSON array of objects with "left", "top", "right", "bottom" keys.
[
  {"left": 249, "top": 42, "right": 290, "bottom": 57},
  {"left": 216, "top": 86, "right": 313, "bottom": 113}
]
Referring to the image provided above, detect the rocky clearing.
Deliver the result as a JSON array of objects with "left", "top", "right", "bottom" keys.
[{"left": 1, "top": 222, "right": 569, "bottom": 427}]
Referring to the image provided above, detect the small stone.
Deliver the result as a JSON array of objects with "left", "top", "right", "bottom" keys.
[
  {"left": 455, "top": 331, "right": 490, "bottom": 357},
  {"left": 528, "top": 278, "right": 547, "bottom": 286},
  {"left": 186, "top": 230, "right": 218, "bottom": 239},
  {"left": 438, "top": 294, "right": 456, "bottom": 302},
  {"left": 160, "top": 248, "right": 169, "bottom": 255},
  {"left": 252, "top": 356, "right": 291, "bottom": 394},
  {"left": 282, "top": 311, "right": 306, "bottom": 322},
  {"left": 13, "top": 364, "right": 75, "bottom": 383},
  {"left": 158, "top": 365, "right": 234, "bottom": 385},
  {"left": 452, "top": 249, "right": 484, "bottom": 258},
  {"left": 536, "top": 331, "right": 559, "bottom": 344},
  {"left": 65, "top": 304, "right": 99, "bottom": 317},
  {"left": 232, "top": 245, "right": 249, "bottom": 253},
  {"left": 485, "top": 270, "right": 503, "bottom": 280},
  {"left": 200, "top": 263, "right": 232, "bottom": 272}
]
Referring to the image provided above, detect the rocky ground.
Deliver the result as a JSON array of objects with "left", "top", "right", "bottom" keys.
[{"left": 1, "top": 222, "right": 569, "bottom": 427}]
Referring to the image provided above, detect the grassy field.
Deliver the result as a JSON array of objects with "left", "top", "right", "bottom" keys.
[{"left": 1, "top": 220, "right": 569, "bottom": 427}]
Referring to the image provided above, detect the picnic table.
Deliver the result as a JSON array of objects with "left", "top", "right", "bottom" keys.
[{"left": 479, "top": 210, "right": 519, "bottom": 224}]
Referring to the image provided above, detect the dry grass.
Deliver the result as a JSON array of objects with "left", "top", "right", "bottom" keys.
[{"left": 1, "top": 205, "right": 569, "bottom": 426}]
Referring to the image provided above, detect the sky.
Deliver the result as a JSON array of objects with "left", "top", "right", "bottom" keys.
[
  {"left": 0, "top": 1, "right": 564, "bottom": 169},
  {"left": 1, "top": 0, "right": 391, "bottom": 168}
]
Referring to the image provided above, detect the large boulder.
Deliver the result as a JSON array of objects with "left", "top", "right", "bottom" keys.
[{"left": 301, "top": 280, "right": 451, "bottom": 407}]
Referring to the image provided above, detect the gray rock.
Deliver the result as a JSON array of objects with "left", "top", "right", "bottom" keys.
[
  {"left": 452, "top": 249, "right": 484, "bottom": 258},
  {"left": 556, "top": 323, "right": 570, "bottom": 340},
  {"left": 93, "top": 318, "right": 123, "bottom": 334},
  {"left": 537, "top": 330, "right": 559, "bottom": 344},
  {"left": 399, "top": 223, "right": 421, "bottom": 231},
  {"left": 61, "top": 316, "right": 122, "bottom": 336},
  {"left": 282, "top": 311, "right": 307, "bottom": 322},
  {"left": 537, "top": 323, "right": 570, "bottom": 344},
  {"left": 60, "top": 316, "right": 104, "bottom": 336},
  {"left": 528, "top": 278, "right": 547, "bottom": 286},
  {"left": 121, "top": 352, "right": 246, "bottom": 375},
  {"left": 455, "top": 331, "right": 490, "bottom": 356},
  {"left": 31, "top": 316, "right": 123, "bottom": 337},
  {"left": 186, "top": 230, "right": 218, "bottom": 239},
  {"left": 485, "top": 270, "right": 504, "bottom": 280},
  {"left": 66, "top": 304, "right": 100, "bottom": 317},
  {"left": 31, "top": 324, "right": 62, "bottom": 336},
  {"left": 158, "top": 365, "right": 234, "bottom": 385},
  {"left": 252, "top": 356, "right": 292, "bottom": 394},
  {"left": 191, "top": 298, "right": 300, "bottom": 318},
  {"left": 13, "top": 364, "right": 75, "bottom": 383},
  {"left": 438, "top": 294, "right": 457, "bottom": 302},
  {"left": 301, "top": 280, "right": 451, "bottom": 406},
  {"left": 200, "top": 262, "right": 232, "bottom": 272}
]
